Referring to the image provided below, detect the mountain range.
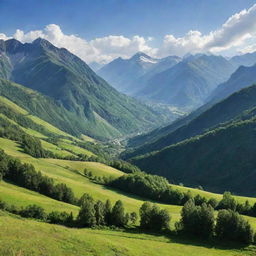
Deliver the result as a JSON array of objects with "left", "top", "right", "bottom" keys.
[
  {"left": 98, "top": 52, "right": 181, "bottom": 95},
  {"left": 99, "top": 51, "right": 256, "bottom": 111},
  {"left": 0, "top": 38, "right": 168, "bottom": 140}
]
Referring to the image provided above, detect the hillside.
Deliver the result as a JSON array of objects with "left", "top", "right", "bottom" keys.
[
  {"left": 1, "top": 98, "right": 256, "bottom": 255},
  {"left": 1, "top": 211, "right": 256, "bottom": 256},
  {"left": 124, "top": 84, "right": 256, "bottom": 158},
  {"left": 0, "top": 39, "right": 167, "bottom": 140},
  {"left": 131, "top": 116, "right": 256, "bottom": 195}
]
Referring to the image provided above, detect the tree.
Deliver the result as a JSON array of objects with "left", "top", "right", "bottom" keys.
[
  {"left": 77, "top": 198, "right": 96, "bottom": 227},
  {"left": 111, "top": 200, "right": 126, "bottom": 227},
  {"left": 104, "top": 199, "right": 112, "bottom": 225},
  {"left": 130, "top": 212, "right": 138, "bottom": 225},
  {"left": 139, "top": 202, "right": 171, "bottom": 231},
  {"left": 79, "top": 193, "right": 94, "bottom": 206},
  {"left": 140, "top": 202, "right": 153, "bottom": 229},
  {"left": 207, "top": 198, "right": 218, "bottom": 209},
  {"left": 179, "top": 200, "right": 214, "bottom": 238},
  {"left": 94, "top": 200, "right": 106, "bottom": 226},
  {"left": 218, "top": 192, "right": 237, "bottom": 211}
]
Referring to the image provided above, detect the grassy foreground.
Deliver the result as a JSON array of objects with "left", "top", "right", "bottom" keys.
[{"left": 1, "top": 211, "right": 256, "bottom": 256}]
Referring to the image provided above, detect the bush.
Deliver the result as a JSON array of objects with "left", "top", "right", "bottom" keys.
[
  {"left": 20, "top": 205, "right": 46, "bottom": 220},
  {"left": 47, "top": 211, "right": 73, "bottom": 226}
]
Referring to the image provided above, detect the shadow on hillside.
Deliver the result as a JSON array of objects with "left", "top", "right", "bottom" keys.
[{"left": 93, "top": 227, "right": 253, "bottom": 251}]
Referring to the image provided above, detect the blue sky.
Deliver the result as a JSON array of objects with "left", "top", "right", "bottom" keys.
[{"left": 1, "top": 0, "right": 256, "bottom": 63}]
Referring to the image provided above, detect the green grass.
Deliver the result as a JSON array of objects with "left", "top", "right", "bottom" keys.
[
  {"left": 47, "top": 159, "right": 124, "bottom": 178},
  {"left": 0, "top": 138, "right": 181, "bottom": 225},
  {"left": 58, "top": 139, "right": 95, "bottom": 156},
  {"left": 1, "top": 137, "right": 256, "bottom": 228},
  {"left": 40, "top": 140, "right": 75, "bottom": 158},
  {"left": 0, "top": 181, "right": 79, "bottom": 215},
  {"left": 0, "top": 211, "right": 255, "bottom": 256}
]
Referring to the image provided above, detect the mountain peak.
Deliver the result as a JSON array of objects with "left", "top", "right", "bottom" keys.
[
  {"left": 32, "top": 38, "right": 54, "bottom": 48},
  {"left": 131, "top": 51, "right": 152, "bottom": 60}
]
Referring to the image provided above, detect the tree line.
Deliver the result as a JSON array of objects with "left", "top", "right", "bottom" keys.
[
  {"left": 108, "top": 172, "right": 256, "bottom": 219},
  {"left": 0, "top": 149, "right": 76, "bottom": 204},
  {"left": 0, "top": 194, "right": 254, "bottom": 245}
]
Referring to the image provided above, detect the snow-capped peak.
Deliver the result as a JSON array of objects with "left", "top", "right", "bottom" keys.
[{"left": 139, "top": 55, "right": 158, "bottom": 64}]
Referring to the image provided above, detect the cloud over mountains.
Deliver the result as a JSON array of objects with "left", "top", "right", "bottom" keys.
[{"left": 1, "top": 4, "right": 256, "bottom": 64}]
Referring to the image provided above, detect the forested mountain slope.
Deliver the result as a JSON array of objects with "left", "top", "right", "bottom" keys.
[
  {"left": 131, "top": 116, "right": 256, "bottom": 195},
  {"left": 124, "top": 84, "right": 256, "bottom": 159},
  {"left": 0, "top": 39, "right": 166, "bottom": 140}
]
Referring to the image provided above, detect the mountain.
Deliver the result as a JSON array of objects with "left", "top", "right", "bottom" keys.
[
  {"left": 135, "top": 54, "right": 236, "bottom": 110},
  {"left": 98, "top": 52, "right": 161, "bottom": 93},
  {"left": 123, "top": 84, "right": 256, "bottom": 158},
  {"left": 128, "top": 55, "right": 182, "bottom": 95},
  {"left": 230, "top": 51, "right": 256, "bottom": 67},
  {"left": 0, "top": 38, "right": 167, "bottom": 140},
  {"left": 209, "top": 63, "right": 256, "bottom": 102},
  {"left": 131, "top": 115, "right": 256, "bottom": 195}
]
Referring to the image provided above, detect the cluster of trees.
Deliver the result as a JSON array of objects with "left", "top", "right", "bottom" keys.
[
  {"left": 77, "top": 194, "right": 137, "bottom": 228},
  {"left": 140, "top": 202, "right": 170, "bottom": 231},
  {"left": 0, "top": 195, "right": 137, "bottom": 229},
  {"left": 0, "top": 201, "right": 74, "bottom": 226},
  {"left": 109, "top": 172, "right": 256, "bottom": 220},
  {"left": 217, "top": 192, "right": 256, "bottom": 218},
  {"left": 0, "top": 149, "right": 76, "bottom": 204},
  {"left": 177, "top": 199, "right": 254, "bottom": 244},
  {"left": 109, "top": 172, "right": 212, "bottom": 206}
]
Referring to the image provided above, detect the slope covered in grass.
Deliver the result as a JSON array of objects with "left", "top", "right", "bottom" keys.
[
  {"left": 1, "top": 211, "right": 255, "bottom": 256},
  {"left": 0, "top": 138, "right": 182, "bottom": 224},
  {"left": 0, "top": 181, "right": 79, "bottom": 215}
]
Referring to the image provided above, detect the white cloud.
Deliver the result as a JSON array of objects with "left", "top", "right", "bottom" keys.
[
  {"left": 0, "top": 24, "right": 156, "bottom": 64},
  {"left": 0, "top": 33, "right": 10, "bottom": 40},
  {"left": 158, "top": 4, "right": 256, "bottom": 57},
  {"left": 1, "top": 4, "right": 256, "bottom": 63}
]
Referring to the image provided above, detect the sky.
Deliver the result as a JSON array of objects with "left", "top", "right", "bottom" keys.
[{"left": 0, "top": 0, "right": 256, "bottom": 64}]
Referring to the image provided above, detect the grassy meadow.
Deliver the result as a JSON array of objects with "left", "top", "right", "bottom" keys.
[{"left": 1, "top": 211, "right": 256, "bottom": 256}]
